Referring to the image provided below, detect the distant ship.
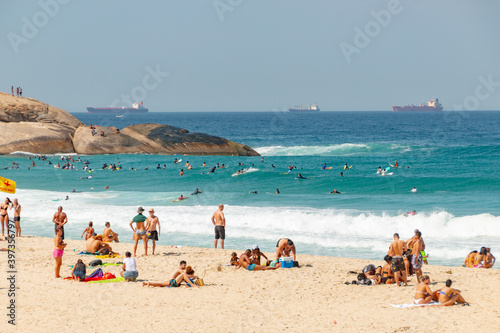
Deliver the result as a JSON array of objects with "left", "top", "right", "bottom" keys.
[
  {"left": 392, "top": 98, "right": 443, "bottom": 112},
  {"left": 87, "top": 101, "right": 148, "bottom": 114},
  {"left": 289, "top": 103, "right": 320, "bottom": 112}
]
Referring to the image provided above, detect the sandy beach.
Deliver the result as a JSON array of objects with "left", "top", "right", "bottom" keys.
[{"left": 1, "top": 236, "right": 499, "bottom": 332}]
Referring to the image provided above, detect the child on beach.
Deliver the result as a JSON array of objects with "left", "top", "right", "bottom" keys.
[
  {"left": 81, "top": 222, "right": 94, "bottom": 240},
  {"left": 230, "top": 252, "right": 240, "bottom": 267}
]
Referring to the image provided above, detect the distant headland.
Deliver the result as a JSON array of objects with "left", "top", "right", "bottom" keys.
[{"left": 0, "top": 91, "right": 259, "bottom": 156}]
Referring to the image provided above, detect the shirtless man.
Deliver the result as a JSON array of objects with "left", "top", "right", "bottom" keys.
[
  {"left": 86, "top": 234, "right": 113, "bottom": 254},
  {"left": 389, "top": 233, "right": 408, "bottom": 286},
  {"left": 142, "top": 260, "right": 197, "bottom": 288},
  {"left": 1, "top": 198, "right": 13, "bottom": 239},
  {"left": 438, "top": 279, "right": 468, "bottom": 306},
  {"left": 12, "top": 198, "right": 21, "bottom": 237},
  {"left": 129, "top": 207, "right": 148, "bottom": 256},
  {"left": 103, "top": 222, "right": 119, "bottom": 243},
  {"left": 407, "top": 229, "right": 427, "bottom": 264},
  {"left": 411, "top": 231, "right": 424, "bottom": 282},
  {"left": 52, "top": 206, "right": 68, "bottom": 240},
  {"left": 276, "top": 238, "right": 297, "bottom": 262},
  {"left": 212, "top": 204, "right": 226, "bottom": 249},
  {"left": 484, "top": 248, "right": 496, "bottom": 268},
  {"left": 146, "top": 208, "right": 161, "bottom": 255},
  {"left": 239, "top": 250, "right": 277, "bottom": 271}
]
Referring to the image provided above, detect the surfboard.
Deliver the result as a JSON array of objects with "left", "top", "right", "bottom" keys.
[
  {"left": 344, "top": 166, "right": 352, "bottom": 169},
  {"left": 326, "top": 167, "right": 333, "bottom": 169}
]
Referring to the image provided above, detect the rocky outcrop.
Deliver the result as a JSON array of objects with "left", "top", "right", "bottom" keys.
[
  {"left": 73, "top": 123, "right": 259, "bottom": 156},
  {"left": 0, "top": 122, "right": 75, "bottom": 154},
  {"left": 0, "top": 91, "right": 259, "bottom": 156}
]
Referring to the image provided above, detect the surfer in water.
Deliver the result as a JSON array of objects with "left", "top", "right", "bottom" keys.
[
  {"left": 394, "top": 160, "right": 399, "bottom": 167},
  {"left": 192, "top": 188, "right": 203, "bottom": 195},
  {"left": 297, "top": 173, "right": 307, "bottom": 179},
  {"left": 377, "top": 166, "right": 382, "bottom": 174},
  {"left": 330, "top": 189, "right": 341, "bottom": 194},
  {"left": 411, "top": 187, "right": 417, "bottom": 193}
]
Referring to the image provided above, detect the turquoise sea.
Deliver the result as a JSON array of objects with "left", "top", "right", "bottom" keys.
[{"left": 2, "top": 111, "right": 499, "bottom": 266}]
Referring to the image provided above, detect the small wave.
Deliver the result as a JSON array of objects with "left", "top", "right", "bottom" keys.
[
  {"left": 256, "top": 144, "right": 371, "bottom": 156},
  {"left": 232, "top": 167, "right": 259, "bottom": 177}
]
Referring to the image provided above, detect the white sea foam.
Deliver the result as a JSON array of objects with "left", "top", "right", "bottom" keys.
[
  {"left": 255, "top": 143, "right": 415, "bottom": 156},
  {"left": 16, "top": 189, "right": 499, "bottom": 266}
]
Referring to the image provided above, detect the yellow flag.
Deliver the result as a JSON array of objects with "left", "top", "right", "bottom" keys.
[{"left": 0, "top": 176, "right": 16, "bottom": 194}]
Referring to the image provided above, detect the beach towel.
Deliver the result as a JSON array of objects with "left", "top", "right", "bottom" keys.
[
  {"left": 78, "top": 251, "right": 98, "bottom": 255},
  {"left": 390, "top": 301, "right": 440, "bottom": 308},
  {"left": 68, "top": 263, "right": 121, "bottom": 269},
  {"left": 87, "top": 276, "right": 125, "bottom": 284}
]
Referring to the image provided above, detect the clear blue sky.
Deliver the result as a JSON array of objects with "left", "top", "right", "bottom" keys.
[{"left": 2, "top": 0, "right": 499, "bottom": 111}]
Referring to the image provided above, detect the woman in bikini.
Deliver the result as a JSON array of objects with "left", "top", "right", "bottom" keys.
[
  {"left": 1, "top": 197, "right": 13, "bottom": 239},
  {"left": 413, "top": 275, "right": 438, "bottom": 305},
  {"left": 381, "top": 255, "right": 394, "bottom": 284},
  {"left": 53, "top": 227, "right": 67, "bottom": 278}
]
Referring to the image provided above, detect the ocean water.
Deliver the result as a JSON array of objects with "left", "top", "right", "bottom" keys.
[{"left": 2, "top": 111, "right": 499, "bottom": 267}]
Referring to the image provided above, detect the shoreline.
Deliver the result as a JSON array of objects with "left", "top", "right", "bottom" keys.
[{"left": 1, "top": 236, "right": 499, "bottom": 332}]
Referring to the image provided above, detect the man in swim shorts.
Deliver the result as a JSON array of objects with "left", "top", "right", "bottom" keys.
[
  {"left": 389, "top": 233, "right": 408, "bottom": 287},
  {"left": 129, "top": 207, "right": 148, "bottom": 256},
  {"left": 239, "top": 250, "right": 277, "bottom": 271},
  {"left": 52, "top": 206, "right": 68, "bottom": 240},
  {"left": 13, "top": 198, "right": 21, "bottom": 237},
  {"left": 212, "top": 204, "right": 226, "bottom": 249},
  {"left": 411, "top": 231, "right": 424, "bottom": 282},
  {"left": 146, "top": 208, "right": 161, "bottom": 255},
  {"left": 276, "top": 238, "right": 297, "bottom": 262}
]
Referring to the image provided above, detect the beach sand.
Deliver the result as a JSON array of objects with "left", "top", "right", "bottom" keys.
[{"left": 1, "top": 236, "right": 499, "bottom": 332}]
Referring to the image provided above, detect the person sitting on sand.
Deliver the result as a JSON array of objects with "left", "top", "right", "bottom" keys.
[
  {"left": 86, "top": 234, "right": 113, "bottom": 255},
  {"left": 473, "top": 247, "right": 487, "bottom": 267},
  {"left": 142, "top": 260, "right": 198, "bottom": 288},
  {"left": 484, "top": 248, "right": 495, "bottom": 268},
  {"left": 251, "top": 245, "right": 270, "bottom": 266},
  {"left": 121, "top": 251, "right": 138, "bottom": 281},
  {"left": 53, "top": 227, "right": 67, "bottom": 278},
  {"left": 81, "top": 222, "right": 94, "bottom": 240},
  {"left": 276, "top": 238, "right": 297, "bottom": 263},
  {"left": 230, "top": 252, "right": 240, "bottom": 266},
  {"left": 413, "top": 275, "right": 438, "bottom": 304},
  {"left": 129, "top": 207, "right": 148, "bottom": 257},
  {"left": 381, "top": 255, "right": 394, "bottom": 284},
  {"left": 463, "top": 250, "right": 478, "bottom": 267},
  {"left": 437, "top": 279, "right": 468, "bottom": 306},
  {"left": 103, "top": 221, "right": 119, "bottom": 243},
  {"left": 71, "top": 259, "right": 86, "bottom": 282},
  {"left": 361, "top": 264, "right": 381, "bottom": 284},
  {"left": 238, "top": 250, "right": 277, "bottom": 271}
]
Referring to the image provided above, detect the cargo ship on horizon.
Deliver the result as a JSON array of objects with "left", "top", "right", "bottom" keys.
[
  {"left": 87, "top": 101, "right": 148, "bottom": 114},
  {"left": 289, "top": 103, "right": 320, "bottom": 112},
  {"left": 392, "top": 98, "right": 443, "bottom": 112}
]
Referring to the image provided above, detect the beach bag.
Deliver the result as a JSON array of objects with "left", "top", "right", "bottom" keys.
[
  {"left": 89, "top": 259, "right": 102, "bottom": 266},
  {"left": 195, "top": 270, "right": 206, "bottom": 286}
]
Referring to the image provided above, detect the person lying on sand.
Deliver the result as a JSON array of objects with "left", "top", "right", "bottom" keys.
[
  {"left": 103, "top": 221, "right": 119, "bottom": 243},
  {"left": 238, "top": 250, "right": 277, "bottom": 271},
  {"left": 361, "top": 264, "right": 381, "bottom": 284},
  {"left": 413, "top": 275, "right": 438, "bottom": 305},
  {"left": 437, "top": 279, "right": 468, "bottom": 306},
  {"left": 142, "top": 260, "right": 198, "bottom": 288}
]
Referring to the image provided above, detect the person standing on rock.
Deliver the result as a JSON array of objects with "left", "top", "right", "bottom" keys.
[{"left": 211, "top": 204, "right": 226, "bottom": 249}]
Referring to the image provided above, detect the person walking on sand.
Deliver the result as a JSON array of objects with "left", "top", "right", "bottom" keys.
[
  {"left": 52, "top": 206, "right": 68, "bottom": 240},
  {"left": 12, "top": 198, "right": 21, "bottom": 237},
  {"left": 129, "top": 207, "right": 148, "bottom": 256},
  {"left": 212, "top": 204, "right": 226, "bottom": 249},
  {"left": 389, "top": 233, "right": 408, "bottom": 287},
  {"left": 53, "top": 227, "right": 67, "bottom": 278},
  {"left": 146, "top": 208, "right": 161, "bottom": 255}
]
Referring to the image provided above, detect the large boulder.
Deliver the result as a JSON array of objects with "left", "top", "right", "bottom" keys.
[
  {"left": 0, "top": 122, "right": 75, "bottom": 154},
  {"left": 73, "top": 123, "right": 259, "bottom": 156}
]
